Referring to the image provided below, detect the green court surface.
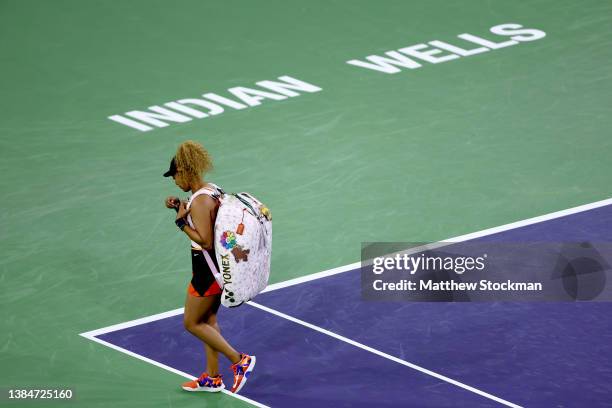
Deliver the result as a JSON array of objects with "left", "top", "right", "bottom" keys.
[{"left": 1, "top": 0, "right": 611, "bottom": 406}]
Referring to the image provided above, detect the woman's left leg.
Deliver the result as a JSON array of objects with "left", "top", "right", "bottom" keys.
[{"left": 184, "top": 293, "right": 241, "bottom": 364}]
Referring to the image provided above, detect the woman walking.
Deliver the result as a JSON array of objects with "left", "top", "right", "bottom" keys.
[{"left": 163, "top": 140, "right": 255, "bottom": 393}]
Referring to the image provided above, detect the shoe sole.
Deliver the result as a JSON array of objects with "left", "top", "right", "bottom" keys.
[
  {"left": 232, "top": 355, "right": 256, "bottom": 394},
  {"left": 182, "top": 384, "right": 225, "bottom": 392}
]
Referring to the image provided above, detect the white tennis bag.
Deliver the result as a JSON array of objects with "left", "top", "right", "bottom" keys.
[{"left": 211, "top": 188, "right": 272, "bottom": 307}]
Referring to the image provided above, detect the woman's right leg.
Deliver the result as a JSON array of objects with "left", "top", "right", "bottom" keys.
[{"left": 183, "top": 293, "right": 241, "bottom": 364}]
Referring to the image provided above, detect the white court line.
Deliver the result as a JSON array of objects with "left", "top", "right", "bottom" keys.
[
  {"left": 80, "top": 308, "right": 185, "bottom": 338},
  {"left": 247, "top": 301, "right": 521, "bottom": 408},
  {"left": 80, "top": 197, "right": 612, "bottom": 406},
  {"left": 82, "top": 196, "right": 612, "bottom": 337},
  {"left": 79, "top": 332, "right": 270, "bottom": 408}
]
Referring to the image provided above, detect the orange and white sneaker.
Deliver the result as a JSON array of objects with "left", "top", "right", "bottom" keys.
[
  {"left": 230, "top": 353, "right": 256, "bottom": 393},
  {"left": 182, "top": 373, "right": 225, "bottom": 392}
]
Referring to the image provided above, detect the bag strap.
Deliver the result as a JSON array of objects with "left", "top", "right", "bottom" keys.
[
  {"left": 187, "top": 184, "right": 222, "bottom": 209},
  {"left": 235, "top": 193, "right": 259, "bottom": 218},
  {"left": 238, "top": 192, "right": 262, "bottom": 206},
  {"left": 202, "top": 250, "right": 224, "bottom": 288}
]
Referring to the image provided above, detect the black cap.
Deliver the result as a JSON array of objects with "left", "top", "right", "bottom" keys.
[{"left": 163, "top": 157, "right": 177, "bottom": 177}]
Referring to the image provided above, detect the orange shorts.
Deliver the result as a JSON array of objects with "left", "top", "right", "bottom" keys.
[{"left": 187, "top": 280, "right": 222, "bottom": 297}]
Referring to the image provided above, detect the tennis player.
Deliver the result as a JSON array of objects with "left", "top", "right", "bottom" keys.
[{"left": 163, "top": 140, "right": 256, "bottom": 393}]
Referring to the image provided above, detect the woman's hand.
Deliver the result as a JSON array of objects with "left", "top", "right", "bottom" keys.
[
  {"left": 165, "top": 196, "right": 180, "bottom": 209},
  {"left": 176, "top": 201, "right": 191, "bottom": 220}
]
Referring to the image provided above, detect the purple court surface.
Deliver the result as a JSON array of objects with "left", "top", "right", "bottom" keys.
[{"left": 84, "top": 202, "right": 612, "bottom": 407}]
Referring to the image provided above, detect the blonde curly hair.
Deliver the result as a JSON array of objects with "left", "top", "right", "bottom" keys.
[{"left": 174, "top": 140, "right": 213, "bottom": 185}]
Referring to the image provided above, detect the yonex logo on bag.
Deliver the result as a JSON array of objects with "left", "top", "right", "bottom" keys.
[
  {"left": 221, "top": 254, "right": 232, "bottom": 284},
  {"left": 224, "top": 291, "right": 235, "bottom": 303}
]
